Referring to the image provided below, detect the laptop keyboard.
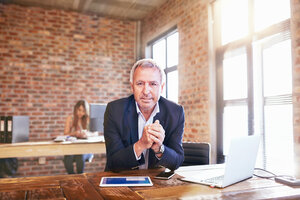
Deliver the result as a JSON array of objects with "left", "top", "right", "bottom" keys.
[{"left": 204, "top": 175, "right": 224, "bottom": 184}]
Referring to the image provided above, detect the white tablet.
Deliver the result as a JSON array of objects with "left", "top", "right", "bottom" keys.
[{"left": 99, "top": 176, "right": 153, "bottom": 187}]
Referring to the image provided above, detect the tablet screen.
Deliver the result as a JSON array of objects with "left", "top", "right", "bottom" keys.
[{"left": 99, "top": 176, "right": 153, "bottom": 187}]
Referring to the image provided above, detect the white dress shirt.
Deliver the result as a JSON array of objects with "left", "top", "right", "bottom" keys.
[{"left": 134, "top": 102, "right": 160, "bottom": 169}]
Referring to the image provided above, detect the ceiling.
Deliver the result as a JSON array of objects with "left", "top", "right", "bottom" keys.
[{"left": 1, "top": 0, "right": 169, "bottom": 20}]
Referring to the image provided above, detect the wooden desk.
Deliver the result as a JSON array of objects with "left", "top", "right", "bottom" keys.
[
  {"left": 0, "top": 168, "right": 300, "bottom": 199},
  {"left": 0, "top": 141, "right": 106, "bottom": 158}
]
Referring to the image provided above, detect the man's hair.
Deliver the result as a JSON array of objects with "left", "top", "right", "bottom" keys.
[{"left": 130, "top": 58, "right": 166, "bottom": 84}]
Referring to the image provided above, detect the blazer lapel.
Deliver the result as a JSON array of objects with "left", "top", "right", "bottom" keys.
[
  {"left": 126, "top": 100, "right": 138, "bottom": 144},
  {"left": 154, "top": 111, "right": 165, "bottom": 129}
]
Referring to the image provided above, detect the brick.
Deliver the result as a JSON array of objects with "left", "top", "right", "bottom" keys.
[
  {"left": 0, "top": 3, "right": 134, "bottom": 177},
  {"left": 141, "top": 0, "right": 212, "bottom": 144},
  {"left": 1, "top": 0, "right": 299, "bottom": 179}
]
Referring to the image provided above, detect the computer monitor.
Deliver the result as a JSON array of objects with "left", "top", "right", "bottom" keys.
[{"left": 89, "top": 104, "right": 106, "bottom": 135}]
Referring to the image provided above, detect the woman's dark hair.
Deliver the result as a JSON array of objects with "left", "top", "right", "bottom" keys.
[{"left": 72, "top": 100, "right": 89, "bottom": 130}]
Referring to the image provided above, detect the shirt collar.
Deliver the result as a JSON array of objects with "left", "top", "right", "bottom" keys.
[{"left": 135, "top": 101, "right": 160, "bottom": 117}]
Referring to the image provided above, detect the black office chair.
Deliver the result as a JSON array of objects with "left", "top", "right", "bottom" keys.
[
  {"left": 182, "top": 142, "right": 210, "bottom": 166},
  {"left": 0, "top": 158, "right": 18, "bottom": 178}
]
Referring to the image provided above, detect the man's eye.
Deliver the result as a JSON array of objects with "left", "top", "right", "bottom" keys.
[
  {"left": 150, "top": 82, "right": 158, "bottom": 86},
  {"left": 136, "top": 82, "right": 143, "bottom": 86}
]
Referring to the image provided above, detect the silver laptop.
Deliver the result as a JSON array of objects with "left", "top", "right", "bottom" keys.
[{"left": 180, "top": 135, "right": 260, "bottom": 188}]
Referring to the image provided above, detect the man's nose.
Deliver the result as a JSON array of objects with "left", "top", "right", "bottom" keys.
[{"left": 142, "top": 83, "right": 151, "bottom": 94}]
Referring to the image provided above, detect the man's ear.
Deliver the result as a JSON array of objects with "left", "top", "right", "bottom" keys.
[
  {"left": 130, "top": 82, "right": 134, "bottom": 93},
  {"left": 160, "top": 82, "right": 165, "bottom": 94}
]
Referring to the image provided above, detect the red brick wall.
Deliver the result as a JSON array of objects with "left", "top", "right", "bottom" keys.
[
  {"left": 291, "top": 0, "right": 300, "bottom": 177},
  {"left": 141, "top": 0, "right": 211, "bottom": 142},
  {"left": 142, "top": 0, "right": 300, "bottom": 168},
  {"left": 0, "top": 4, "right": 135, "bottom": 176},
  {"left": 15, "top": 154, "right": 106, "bottom": 177},
  {"left": 2, "top": 0, "right": 300, "bottom": 177}
]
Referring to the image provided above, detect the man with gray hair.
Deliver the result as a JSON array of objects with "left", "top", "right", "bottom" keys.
[{"left": 104, "top": 58, "right": 185, "bottom": 171}]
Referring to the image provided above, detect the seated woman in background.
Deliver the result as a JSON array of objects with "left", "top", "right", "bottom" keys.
[{"left": 63, "top": 100, "right": 93, "bottom": 174}]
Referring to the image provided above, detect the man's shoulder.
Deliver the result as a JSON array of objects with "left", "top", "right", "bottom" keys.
[
  {"left": 159, "top": 97, "right": 183, "bottom": 111},
  {"left": 159, "top": 97, "right": 184, "bottom": 115},
  {"left": 107, "top": 95, "right": 136, "bottom": 113},
  {"left": 108, "top": 95, "right": 134, "bottom": 106}
]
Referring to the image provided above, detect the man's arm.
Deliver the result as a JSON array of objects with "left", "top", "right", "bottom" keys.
[
  {"left": 151, "top": 105, "right": 185, "bottom": 170},
  {"left": 104, "top": 102, "right": 139, "bottom": 171}
]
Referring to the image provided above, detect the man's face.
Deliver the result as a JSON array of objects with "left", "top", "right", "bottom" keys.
[{"left": 131, "top": 66, "right": 165, "bottom": 113}]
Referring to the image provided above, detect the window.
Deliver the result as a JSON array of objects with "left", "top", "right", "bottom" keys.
[
  {"left": 213, "top": 0, "right": 292, "bottom": 174},
  {"left": 148, "top": 28, "right": 179, "bottom": 103}
]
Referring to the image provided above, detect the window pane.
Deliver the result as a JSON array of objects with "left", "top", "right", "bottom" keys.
[
  {"left": 221, "top": 0, "right": 248, "bottom": 45},
  {"left": 167, "top": 70, "right": 178, "bottom": 103},
  {"left": 223, "top": 105, "right": 248, "bottom": 155},
  {"left": 223, "top": 52, "right": 248, "bottom": 100},
  {"left": 167, "top": 32, "right": 178, "bottom": 68},
  {"left": 264, "top": 104, "right": 294, "bottom": 175},
  {"left": 263, "top": 40, "right": 292, "bottom": 96},
  {"left": 254, "top": 0, "right": 290, "bottom": 32},
  {"left": 153, "top": 39, "right": 166, "bottom": 69},
  {"left": 252, "top": 40, "right": 263, "bottom": 137}
]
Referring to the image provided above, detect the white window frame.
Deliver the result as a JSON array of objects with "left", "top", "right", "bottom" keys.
[{"left": 212, "top": 0, "right": 292, "bottom": 174}]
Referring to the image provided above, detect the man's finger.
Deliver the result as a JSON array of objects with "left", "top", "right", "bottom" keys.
[{"left": 149, "top": 135, "right": 160, "bottom": 144}]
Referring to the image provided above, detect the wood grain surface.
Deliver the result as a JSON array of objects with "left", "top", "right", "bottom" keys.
[{"left": 0, "top": 168, "right": 300, "bottom": 199}]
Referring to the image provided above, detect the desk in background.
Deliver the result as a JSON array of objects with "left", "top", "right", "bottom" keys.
[
  {"left": 0, "top": 167, "right": 300, "bottom": 199},
  {"left": 0, "top": 141, "right": 106, "bottom": 158}
]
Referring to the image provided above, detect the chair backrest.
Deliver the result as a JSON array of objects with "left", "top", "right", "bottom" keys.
[{"left": 182, "top": 142, "right": 210, "bottom": 166}]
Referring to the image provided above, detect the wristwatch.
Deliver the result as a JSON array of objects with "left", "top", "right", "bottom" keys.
[{"left": 155, "top": 144, "right": 165, "bottom": 154}]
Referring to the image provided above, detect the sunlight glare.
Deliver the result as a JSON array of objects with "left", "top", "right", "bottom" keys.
[
  {"left": 254, "top": 0, "right": 290, "bottom": 32},
  {"left": 221, "top": 0, "right": 248, "bottom": 45}
]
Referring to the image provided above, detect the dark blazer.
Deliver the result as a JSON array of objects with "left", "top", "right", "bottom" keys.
[{"left": 104, "top": 95, "right": 185, "bottom": 171}]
